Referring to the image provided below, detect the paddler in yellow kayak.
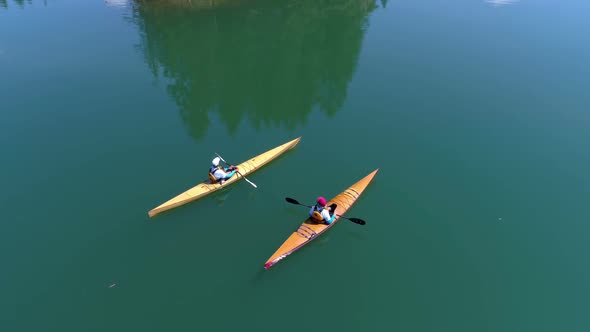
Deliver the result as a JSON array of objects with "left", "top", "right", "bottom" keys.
[
  {"left": 309, "top": 196, "right": 336, "bottom": 224},
  {"left": 208, "top": 157, "right": 239, "bottom": 184}
]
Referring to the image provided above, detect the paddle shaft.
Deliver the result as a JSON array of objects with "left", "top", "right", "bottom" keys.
[{"left": 215, "top": 153, "right": 257, "bottom": 188}]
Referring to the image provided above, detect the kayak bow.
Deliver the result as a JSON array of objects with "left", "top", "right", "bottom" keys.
[
  {"left": 148, "top": 137, "right": 301, "bottom": 218},
  {"left": 264, "top": 169, "right": 378, "bottom": 269}
]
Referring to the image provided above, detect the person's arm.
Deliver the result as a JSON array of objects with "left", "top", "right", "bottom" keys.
[
  {"left": 224, "top": 170, "right": 237, "bottom": 179},
  {"left": 321, "top": 210, "right": 333, "bottom": 224},
  {"left": 309, "top": 206, "right": 315, "bottom": 217},
  {"left": 326, "top": 214, "right": 336, "bottom": 224}
]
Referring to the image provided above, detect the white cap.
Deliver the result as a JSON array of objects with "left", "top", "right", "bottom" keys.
[{"left": 212, "top": 157, "right": 220, "bottom": 166}]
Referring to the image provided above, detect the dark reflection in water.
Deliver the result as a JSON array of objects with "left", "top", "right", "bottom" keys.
[
  {"left": 135, "top": 0, "right": 257, "bottom": 10},
  {"left": 132, "top": 0, "right": 382, "bottom": 140},
  {"left": 1, "top": 0, "right": 48, "bottom": 9},
  {"left": 1, "top": 0, "right": 30, "bottom": 8}
]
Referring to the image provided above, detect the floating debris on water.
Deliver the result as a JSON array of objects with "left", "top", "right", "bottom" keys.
[{"left": 108, "top": 283, "right": 117, "bottom": 288}]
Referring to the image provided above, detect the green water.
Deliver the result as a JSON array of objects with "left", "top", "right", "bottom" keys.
[{"left": 2, "top": 0, "right": 589, "bottom": 331}]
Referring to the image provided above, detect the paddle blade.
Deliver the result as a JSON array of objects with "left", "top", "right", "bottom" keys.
[
  {"left": 347, "top": 217, "right": 366, "bottom": 225},
  {"left": 214, "top": 152, "right": 228, "bottom": 164},
  {"left": 285, "top": 197, "right": 300, "bottom": 205},
  {"left": 244, "top": 178, "right": 258, "bottom": 188}
]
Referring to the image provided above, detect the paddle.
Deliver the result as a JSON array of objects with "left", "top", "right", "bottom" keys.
[
  {"left": 214, "top": 153, "right": 258, "bottom": 188},
  {"left": 284, "top": 197, "right": 366, "bottom": 225}
]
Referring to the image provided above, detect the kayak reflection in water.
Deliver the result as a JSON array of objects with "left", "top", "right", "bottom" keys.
[
  {"left": 208, "top": 157, "right": 238, "bottom": 184},
  {"left": 309, "top": 196, "right": 336, "bottom": 224}
]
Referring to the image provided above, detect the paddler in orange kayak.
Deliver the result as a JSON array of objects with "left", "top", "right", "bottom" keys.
[{"left": 308, "top": 196, "right": 336, "bottom": 224}]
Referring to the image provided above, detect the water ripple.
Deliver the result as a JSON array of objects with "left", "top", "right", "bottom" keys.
[
  {"left": 104, "top": 0, "right": 129, "bottom": 8},
  {"left": 485, "top": 0, "right": 520, "bottom": 7}
]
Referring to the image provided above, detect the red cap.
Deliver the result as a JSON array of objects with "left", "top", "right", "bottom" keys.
[{"left": 317, "top": 197, "right": 327, "bottom": 206}]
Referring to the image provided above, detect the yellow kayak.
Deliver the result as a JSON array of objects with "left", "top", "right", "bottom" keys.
[
  {"left": 264, "top": 169, "right": 378, "bottom": 269},
  {"left": 148, "top": 137, "right": 301, "bottom": 217}
]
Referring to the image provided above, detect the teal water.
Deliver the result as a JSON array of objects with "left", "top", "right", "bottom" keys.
[{"left": 2, "top": 0, "right": 589, "bottom": 331}]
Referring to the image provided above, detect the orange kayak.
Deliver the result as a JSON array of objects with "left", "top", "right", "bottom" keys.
[{"left": 264, "top": 169, "right": 379, "bottom": 269}]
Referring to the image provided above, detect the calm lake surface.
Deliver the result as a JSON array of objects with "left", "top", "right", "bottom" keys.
[{"left": 1, "top": 0, "right": 589, "bottom": 331}]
